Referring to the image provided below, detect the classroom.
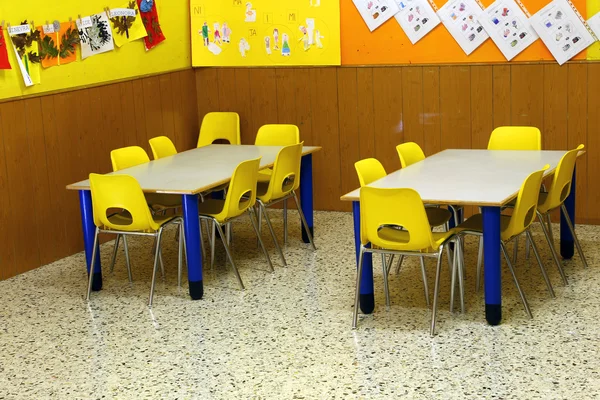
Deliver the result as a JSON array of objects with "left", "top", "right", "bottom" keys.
[{"left": 0, "top": 0, "right": 599, "bottom": 398}]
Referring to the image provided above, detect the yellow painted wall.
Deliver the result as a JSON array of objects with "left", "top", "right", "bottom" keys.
[
  {"left": 588, "top": 0, "right": 600, "bottom": 59},
  {"left": 0, "top": 0, "right": 191, "bottom": 101}
]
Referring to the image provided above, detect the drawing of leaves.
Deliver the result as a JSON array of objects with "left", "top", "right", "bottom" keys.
[{"left": 59, "top": 26, "right": 80, "bottom": 58}]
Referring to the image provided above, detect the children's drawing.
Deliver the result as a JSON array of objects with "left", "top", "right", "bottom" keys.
[
  {"left": 37, "top": 21, "right": 80, "bottom": 68},
  {"left": 352, "top": 0, "right": 401, "bottom": 32},
  {"left": 137, "top": 0, "right": 166, "bottom": 51},
  {"left": 79, "top": 13, "right": 115, "bottom": 59},
  {"left": 530, "top": 0, "right": 594, "bottom": 65},
  {"left": 109, "top": 1, "right": 148, "bottom": 47},
  {"left": 315, "top": 29, "right": 324, "bottom": 48},
  {"left": 8, "top": 22, "right": 41, "bottom": 85},
  {"left": 208, "top": 42, "right": 222, "bottom": 55},
  {"left": 273, "top": 28, "right": 280, "bottom": 50},
  {"left": 281, "top": 33, "right": 291, "bottom": 56},
  {"left": 299, "top": 26, "right": 311, "bottom": 51},
  {"left": 479, "top": 0, "right": 538, "bottom": 61},
  {"left": 306, "top": 18, "right": 315, "bottom": 45},
  {"left": 0, "top": 28, "right": 11, "bottom": 70},
  {"left": 245, "top": 3, "right": 257, "bottom": 22},
  {"left": 394, "top": 0, "right": 441, "bottom": 44},
  {"left": 214, "top": 23, "right": 222, "bottom": 44},
  {"left": 201, "top": 22, "right": 210, "bottom": 46},
  {"left": 223, "top": 23, "right": 232, "bottom": 43},
  {"left": 265, "top": 36, "right": 272, "bottom": 54},
  {"left": 438, "top": 0, "right": 489, "bottom": 55},
  {"left": 239, "top": 37, "right": 250, "bottom": 56}
]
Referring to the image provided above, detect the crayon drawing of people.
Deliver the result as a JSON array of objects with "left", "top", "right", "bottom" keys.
[
  {"left": 245, "top": 2, "right": 257, "bottom": 22},
  {"left": 222, "top": 23, "right": 232, "bottom": 43},
  {"left": 315, "top": 29, "right": 324, "bottom": 48},
  {"left": 281, "top": 33, "right": 291, "bottom": 56},
  {"left": 201, "top": 22, "right": 210, "bottom": 46},
  {"left": 273, "top": 28, "right": 280, "bottom": 50},
  {"left": 298, "top": 26, "right": 310, "bottom": 51},
  {"left": 265, "top": 36, "right": 272, "bottom": 54},
  {"left": 213, "top": 23, "right": 222, "bottom": 44},
  {"left": 239, "top": 38, "right": 250, "bottom": 57}
]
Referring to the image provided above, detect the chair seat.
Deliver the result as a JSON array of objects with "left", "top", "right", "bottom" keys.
[
  {"left": 198, "top": 198, "right": 250, "bottom": 223},
  {"left": 256, "top": 180, "right": 294, "bottom": 202},
  {"left": 425, "top": 207, "right": 452, "bottom": 227},
  {"left": 102, "top": 212, "right": 179, "bottom": 233},
  {"left": 376, "top": 227, "right": 456, "bottom": 252},
  {"left": 455, "top": 213, "right": 513, "bottom": 241},
  {"left": 146, "top": 193, "right": 182, "bottom": 210},
  {"left": 504, "top": 192, "right": 548, "bottom": 210},
  {"left": 257, "top": 169, "right": 273, "bottom": 182}
]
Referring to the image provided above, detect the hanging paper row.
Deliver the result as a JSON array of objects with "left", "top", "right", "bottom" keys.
[
  {"left": 0, "top": 0, "right": 165, "bottom": 86},
  {"left": 352, "top": 0, "right": 600, "bottom": 65}
]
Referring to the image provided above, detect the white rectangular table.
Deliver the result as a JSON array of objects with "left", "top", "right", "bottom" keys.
[
  {"left": 68, "top": 144, "right": 321, "bottom": 300},
  {"left": 341, "top": 149, "right": 581, "bottom": 325}
]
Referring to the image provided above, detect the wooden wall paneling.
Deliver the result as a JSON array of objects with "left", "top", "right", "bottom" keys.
[
  {"left": 169, "top": 71, "right": 189, "bottom": 151},
  {"left": 542, "top": 64, "right": 568, "bottom": 151},
  {"left": 440, "top": 66, "right": 472, "bottom": 150},
  {"left": 567, "top": 64, "right": 588, "bottom": 224},
  {"left": 510, "top": 65, "right": 544, "bottom": 130},
  {"left": 215, "top": 69, "right": 238, "bottom": 115},
  {"left": 158, "top": 74, "right": 177, "bottom": 145},
  {"left": 232, "top": 69, "right": 254, "bottom": 144},
  {"left": 248, "top": 69, "right": 279, "bottom": 142},
  {"left": 492, "top": 65, "right": 511, "bottom": 128},
  {"left": 0, "top": 104, "right": 16, "bottom": 279},
  {"left": 337, "top": 68, "right": 360, "bottom": 208},
  {"left": 177, "top": 69, "right": 200, "bottom": 151},
  {"left": 586, "top": 63, "right": 600, "bottom": 223},
  {"left": 195, "top": 69, "right": 220, "bottom": 130},
  {"left": 309, "top": 68, "right": 342, "bottom": 211},
  {"left": 470, "top": 66, "right": 493, "bottom": 150},
  {"left": 142, "top": 76, "right": 166, "bottom": 146},
  {"left": 23, "top": 97, "right": 55, "bottom": 266},
  {"left": 422, "top": 66, "right": 442, "bottom": 157},
  {"left": 274, "top": 69, "right": 298, "bottom": 127},
  {"left": 373, "top": 68, "right": 404, "bottom": 173},
  {"left": 39, "top": 94, "right": 70, "bottom": 261},
  {"left": 401, "top": 67, "right": 425, "bottom": 149},
  {"left": 117, "top": 82, "right": 140, "bottom": 149},
  {"left": 292, "top": 69, "right": 314, "bottom": 147},
  {"left": 356, "top": 68, "right": 375, "bottom": 160},
  {"left": 131, "top": 80, "right": 150, "bottom": 155}
]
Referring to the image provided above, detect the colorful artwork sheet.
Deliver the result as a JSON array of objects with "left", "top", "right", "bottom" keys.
[
  {"left": 393, "top": 0, "right": 441, "bottom": 44},
  {"left": 0, "top": 27, "right": 11, "bottom": 70},
  {"left": 37, "top": 21, "right": 79, "bottom": 68},
  {"left": 530, "top": 0, "right": 594, "bottom": 64},
  {"left": 8, "top": 23, "right": 41, "bottom": 86},
  {"left": 109, "top": 2, "right": 148, "bottom": 47},
  {"left": 191, "top": 0, "right": 341, "bottom": 66},
  {"left": 352, "top": 0, "right": 401, "bottom": 32},
  {"left": 137, "top": 0, "right": 166, "bottom": 50},
  {"left": 438, "top": 0, "right": 489, "bottom": 55},
  {"left": 78, "top": 13, "right": 115, "bottom": 59},
  {"left": 478, "top": 0, "right": 538, "bottom": 60}
]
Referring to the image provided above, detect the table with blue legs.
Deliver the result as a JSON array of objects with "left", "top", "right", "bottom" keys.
[
  {"left": 341, "top": 149, "right": 582, "bottom": 325},
  {"left": 68, "top": 144, "right": 321, "bottom": 300}
]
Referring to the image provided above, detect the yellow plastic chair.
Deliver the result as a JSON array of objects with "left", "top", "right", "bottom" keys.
[
  {"left": 255, "top": 143, "right": 316, "bottom": 266},
  {"left": 198, "top": 157, "right": 275, "bottom": 289},
  {"left": 254, "top": 124, "right": 301, "bottom": 243},
  {"left": 87, "top": 174, "right": 183, "bottom": 306},
  {"left": 534, "top": 145, "right": 587, "bottom": 280},
  {"left": 396, "top": 142, "right": 426, "bottom": 169},
  {"left": 354, "top": 187, "right": 459, "bottom": 335},
  {"left": 197, "top": 112, "right": 241, "bottom": 147},
  {"left": 149, "top": 136, "right": 178, "bottom": 160},
  {"left": 487, "top": 126, "right": 542, "bottom": 151},
  {"left": 455, "top": 165, "right": 553, "bottom": 319}
]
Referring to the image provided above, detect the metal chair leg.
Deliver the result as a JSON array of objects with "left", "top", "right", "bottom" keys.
[
  {"left": 381, "top": 254, "right": 391, "bottom": 308},
  {"left": 210, "top": 221, "right": 216, "bottom": 269},
  {"left": 546, "top": 213, "right": 554, "bottom": 245},
  {"left": 525, "top": 234, "right": 531, "bottom": 260},
  {"left": 430, "top": 245, "right": 445, "bottom": 336},
  {"left": 501, "top": 241, "right": 532, "bottom": 318},
  {"left": 419, "top": 256, "right": 430, "bottom": 307},
  {"left": 352, "top": 247, "right": 365, "bottom": 329},
  {"left": 512, "top": 234, "right": 519, "bottom": 264},
  {"left": 215, "top": 222, "right": 245, "bottom": 290},
  {"left": 283, "top": 199, "right": 288, "bottom": 245},
  {"left": 386, "top": 254, "right": 395, "bottom": 276},
  {"left": 292, "top": 192, "right": 316, "bottom": 250},
  {"left": 537, "top": 211, "right": 568, "bottom": 285},
  {"left": 476, "top": 235, "right": 483, "bottom": 292},
  {"left": 122, "top": 235, "right": 132, "bottom": 283},
  {"left": 256, "top": 205, "right": 262, "bottom": 248},
  {"left": 561, "top": 204, "right": 589, "bottom": 269},
  {"left": 526, "top": 230, "right": 555, "bottom": 298},
  {"left": 258, "top": 202, "right": 287, "bottom": 267},
  {"left": 457, "top": 238, "right": 466, "bottom": 314},
  {"left": 395, "top": 255, "right": 404, "bottom": 275},
  {"left": 450, "top": 243, "right": 458, "bottom": 313},
  {"left": 86, "top": 228, "right": 100, "bottom": 301},
  {"left": 110, "top": 234, "right": 121, "bottom": 273},
  {"left": 148, "top": 230, "right": 164, "bottom": 307},
  {"left": 249, "top": 208, "right": 275, "bottom": 273},
  {"left": 158, "top": 247, "right": 165, "bottom": 279}
]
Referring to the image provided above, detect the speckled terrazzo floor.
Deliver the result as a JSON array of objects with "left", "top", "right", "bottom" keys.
[{"left": 0, "top": 210, "right": 599, "bottom": 399}]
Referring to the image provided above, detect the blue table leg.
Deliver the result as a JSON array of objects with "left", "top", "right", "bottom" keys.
[
  {"left": 560, "top": 168, "right": 576, "bottom": 259},
  {"left": 79, "top": 190, "right": 102, "bottom": 291},
  {"left": 353, "top": 201, "right": 374, "bottom": 314},
  {"left": 183, "top": 194, "right": 203, "bottom": 300},
  {"left": 300, "top": 154, "right": 314, "bottom": 244},
  {"left": 482, "top": 206, "right": 502, "bottom": 325}
]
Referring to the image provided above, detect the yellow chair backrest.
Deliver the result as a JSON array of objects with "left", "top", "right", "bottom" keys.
[
  {"left": 89, "top": 173, "right": 159, "bottom": 232},
  {"left": 215, "top": 157, "right": 261, "bottom": 221},
  {"left": 198, "top": 112, "right": 241, "bottom": 147},
  {"left": 540, "top": 144, "right": 584, "bottom": 212},
  {"left": 488, "top": 127, "right": 542, "bottom": 150},
  {"left": 355, "top": 158, "right": 387, "bottom": 187},
  {"left": 396, "top": 142, "right": 426, "bottom": 168},
  {"left": 504, "top": 165, "right": 549, "bottom": 240},
  {"left": 261, "top": 143, "right": 303, "bottom": 202},
  {"left": 110, "top": 146, "right": 150, "bottom": 172},
  {"left": 149, "top": 136, "right": 178, "bottom": 160},
  {"left": 255, "top": 124, "right": 300, "bottom": 146},
  {"left": 360, "top": 187, "right": 437, "bottom": 251}
]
